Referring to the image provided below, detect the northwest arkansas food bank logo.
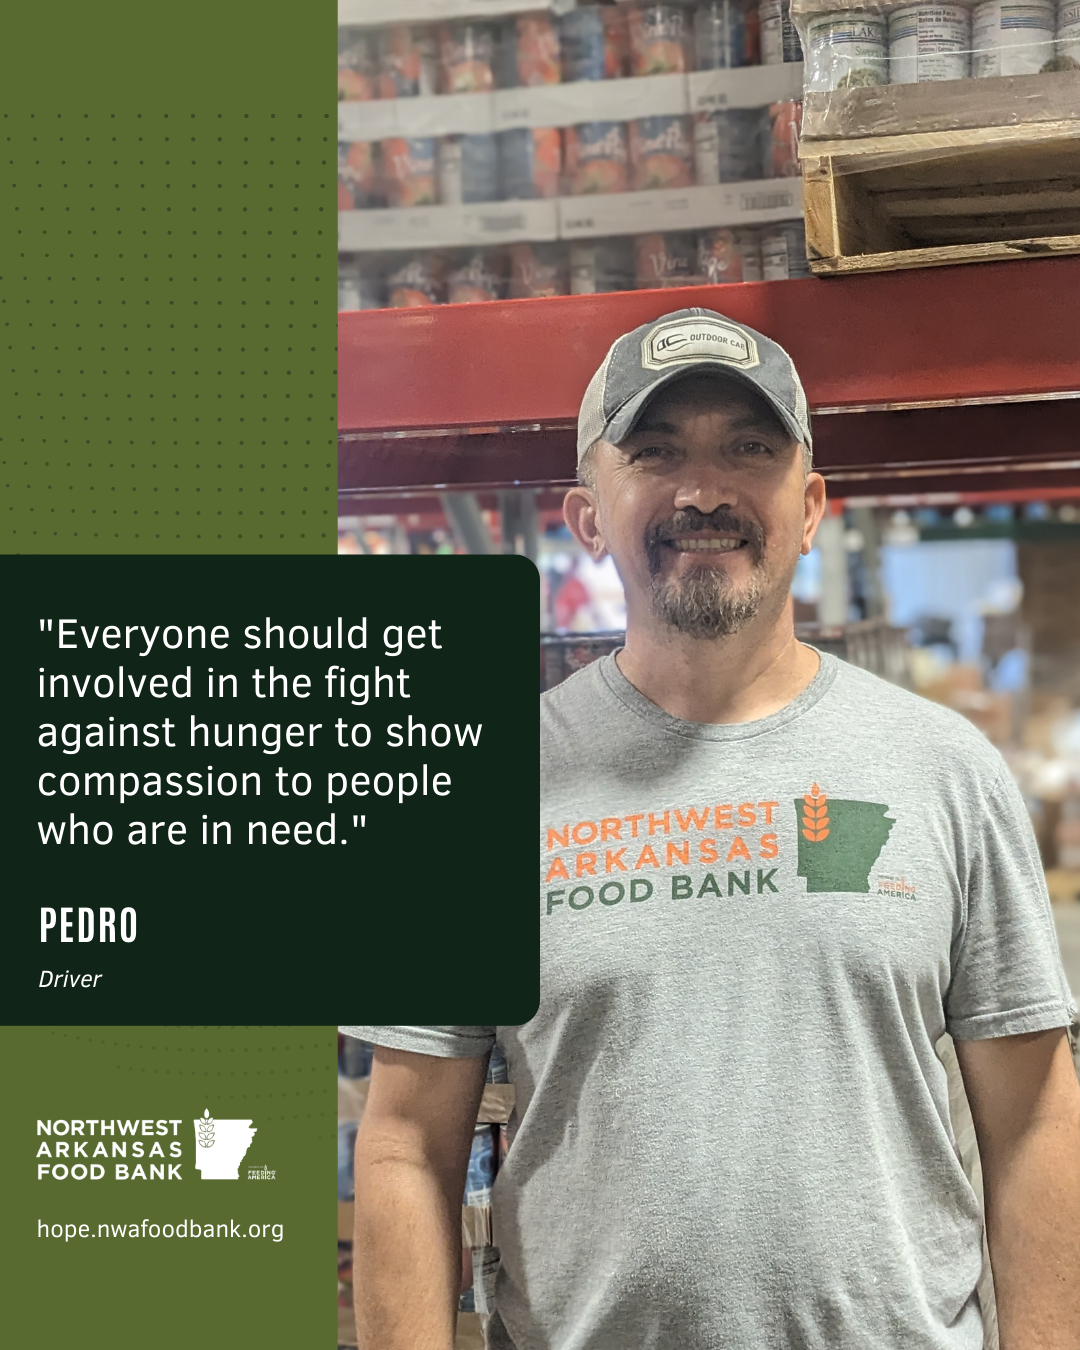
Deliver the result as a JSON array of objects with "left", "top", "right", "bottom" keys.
[
  {"left": 796, "top": 784, "right": 895, "bottom": 893},
  {"left": 194, "top": 1109, "right": 257, "bottom": 1180}
]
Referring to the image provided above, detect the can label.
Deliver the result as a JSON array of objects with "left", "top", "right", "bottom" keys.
[
  {"left": 768, "top": 100, "right": 802, "bottom": 178},
  {"left": 569, "top": 240, "right": 634, "bottom": 294},
  {"left": 560, "top": 6, "right": 621, "bottom": 81},
  {"left": 630, "top": 4, "right": 690, "bottom": 75},
  {"left": 634, "top": 231, "right": 698, "bottom": 286},
  {"left": 693, "top": 109, "right": 766, "bottom": 186},
  {"left": 500, "top": 128, "right": 562, "bottom": 201},
  {"left": 377, "top": 26, "right": 438, "bottom": 98},
  {"left": 448, "top": 251, "right": 503, "bottom": 304},
  {"left": 338, "top": 141, "right": 377, "bottom": 210},
  {"left": 509, "top": 242, "right": 568, "bottom": 298},
  {"left": 565, "top": 122, "right": 629, "bottom": 195},
  {"left": 805, "top": 12, "right": 888, "bottom": 90},
  {"left": 761, "top": 223, "right": 810, "bottom": 281},
  {"left": 339, "top": 30, "right": 377, "bottom": 102},
  {"left": 388, "top": 255, "right": 443, "bottom": 308},
  {"left": 507, "top": 14, "right": 562, "bottom": 86},
  {"left": 698, "top": 227, "right": 762, "bottom": 283},
  {"left": 380, "top": 138, "right": 438, "bottom": 209},
  {"left": 1059, "top": 1, "right": 1080, "bottom": 64},
  {"left": 439, "top": 22, "right": 497, "bottom": 93},
  {"left": 888, "top": 5, "right": 971, "bottom": 83},
  {"left": 693, "top": 0, "right": 750, "bottom": 69},
  {"left": 759, "top": 0, "right": 804, "bottom": 63},
  {"left": 972, "top": 0, "right": 1056, "bottom": 76},
  {"left": 630, "top": 115, "right": 693, "bottom": 190}
]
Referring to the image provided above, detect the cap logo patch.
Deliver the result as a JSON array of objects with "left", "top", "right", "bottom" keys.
[{"left": 641, "top": 318, "right": 759, "bottom": 371}]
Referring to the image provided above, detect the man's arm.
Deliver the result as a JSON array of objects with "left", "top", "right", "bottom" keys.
[
  {"left": 956, "top": 1027, "right": 1080, "bottom": 1349},
  {"left": 353, "top": 1045, "right": 488, "bottom": 1350}
]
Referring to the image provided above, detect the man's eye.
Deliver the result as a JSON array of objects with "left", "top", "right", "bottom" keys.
[
  {"left": 736, "top": 440, "right": 774, "bottom": 457},
  {"left": 632, "top": 445, "right": 670, "bottom": 462}
]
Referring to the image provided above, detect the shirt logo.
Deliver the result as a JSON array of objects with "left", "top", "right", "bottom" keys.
[
  {"left": 640, "top": 318, "right": 760, "bottom": 371},
  {"left": 795, "top": 783, "right": 895, "bottom": 893}
]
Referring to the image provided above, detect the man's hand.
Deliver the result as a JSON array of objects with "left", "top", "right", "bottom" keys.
[
  {"left": 353, "top": 1046, "right": 488, "bottom": 1350},
  {"left": 956, "top": 1026, "right": 1080, "bottom": 1349}
]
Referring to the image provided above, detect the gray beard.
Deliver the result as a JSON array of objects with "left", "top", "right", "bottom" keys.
[{"left": 650, "top": 563, "right": 766, "bottom": 639}]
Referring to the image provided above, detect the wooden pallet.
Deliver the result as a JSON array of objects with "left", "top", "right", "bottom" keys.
[{"left": 801, "top": 72, "right": 1080, "bottom": 275}]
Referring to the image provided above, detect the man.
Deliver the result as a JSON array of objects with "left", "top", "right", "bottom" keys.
[{"left": 344, "top": 308, "right": 1080, "bottom": 1350}]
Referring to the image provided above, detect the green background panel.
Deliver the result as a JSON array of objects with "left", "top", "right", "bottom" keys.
[
  {"left": 0, "top": 1025, "right": 336, "bottom": 1348},
  {"left": 1, "top": 2, "right": 337, "bottom": 553}
]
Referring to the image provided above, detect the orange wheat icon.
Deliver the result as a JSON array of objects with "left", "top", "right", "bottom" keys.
[{"left": 802, "top": 783, "right": 830, "bottom": 842}]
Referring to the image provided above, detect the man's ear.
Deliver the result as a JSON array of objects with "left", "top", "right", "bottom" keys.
[
  {"left": 801, "top": 471, "right": 828, "bottom": 555},
  {"left": 563, "top": 486, "right": 608, "bottom": 561}
]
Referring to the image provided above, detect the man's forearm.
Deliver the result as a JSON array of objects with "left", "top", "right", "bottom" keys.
[
  {"left": 353, "top": 1143, "right": 461, "bottom": 1350},
  {"left": 984, "top": 1112, "right": 1080, "bottom": 1349}
]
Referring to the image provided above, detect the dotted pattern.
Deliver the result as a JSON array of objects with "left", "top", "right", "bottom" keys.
[{"left": 2, "top": 111, "right": 336, "bottom": 553}]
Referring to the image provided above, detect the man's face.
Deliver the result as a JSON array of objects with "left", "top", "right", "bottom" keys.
[{"left": 572, "top": 374, "right": 822, "bottom": 639}]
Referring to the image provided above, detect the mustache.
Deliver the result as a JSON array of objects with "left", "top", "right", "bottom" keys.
[{"left": 645, "top": 508, "right": 766, "bottom": 573}]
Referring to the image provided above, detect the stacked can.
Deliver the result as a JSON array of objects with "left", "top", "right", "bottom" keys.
[
  {"left": 338, "top": 28, "right": 377, "bottom": 102},
  {"left": 569, "top": 239, "right": 636, "bottom": 293},
  {"left": 761, "top": 222, "right": 811, "bottom": 279},
  {"left": 635, "top": 231, "right": 698, "bottom": 286},
  {"left": 629, "top": 4, "right": 692, "bottom": 74},
  {"left": 447, "top": 249, "right": 506, "bottom": 304},
  {"left": 380, "top": 138, "right": 438, "bottom": 208},
  {"left": 699, "top": 227, "right": 763, "bottom": 282},
  {"left": 804, "top": 11, "right": 888, "bottom": 89},
  {"left": 439, "top": 21, "right": 499, "bottom": 92},
  {"left": 561, "top": 4, "right": 626, "bottom": 81},
  {"left": 694, "top": 0, "right": 758, "bottom": 69},
  {"left": 971, "top": 0, "right": 1057, "bottom": 76},
  {"left": 630, "top": 115, "right": 695, "bottom": 188},
  {"left": 387, "top": 253, "right": 444, "bottom": 307},
  {"left": 338, "top": 257, "right": 382, "bottom": 310},
  {"left": 759, "top": 0, "right": 804, "bottom": 63},
  {"left": 561, "top": 5, "right": 629, "bottom": 194},
  {"left": 509, "top": 242, "right": 570, "bottom": 298},
  {"left": 693, "top": 107, "right": 768, "bottom": 184},
  {"left": 498, "top": 13, "right": 563, "bottom": 201},
  {"left": 377, "top": 26, "right": 438, "bottom": 97},
  {"left": 338, "top": 141, "right": 380, "bottom": 210},
  {"left": 1060, "top": 2, "right": 1080, "bottom": 66},
  {"left": 888, "top": 5, "right": 972, "bottom": 82},
  {"left": 436, "top": 134, "right": 501, "bottom": 204},
  {"left": 767, "top": 99, "right": 802, "bottom": 176}
]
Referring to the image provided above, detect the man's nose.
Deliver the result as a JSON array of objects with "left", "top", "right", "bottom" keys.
[{"left": 672, "top": 473, "right": 737, "bottom": 516}]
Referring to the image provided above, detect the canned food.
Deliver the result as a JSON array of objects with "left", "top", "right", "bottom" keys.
[
  {"left": 569, "top": 238, "right": 635, "bottom": 293},
  {"left": 692, "top": 108, "right": 767, "bottom": 185},
  {"left": 387, "top": 253, "right": 444, "bottom": 308},
  {"left": 761, "top": 222, "right": 811, "bottom": 280},
  {"left": 629, "top": 115, "right": 694, "bottom": 189},
  {"left": 767, "top": 100, "right": 802, "bottom": 177},
  {"left": 377, "top": 26, "right": 438, "bottom": 98},
  {"left": 804, "top": 12, "right": 888, "bottom": 90},
  {"left": 693, "top": 0, "right": 754, "bottom": 68},
  {"left": 1059, "top": 1, "right": 1080, "bottom": 66},
  {"left": 338, "top": 28, "right": 377, "bottom": 102},
  {"left": 439, "top": 22, "right": 498, "bottom": 93},
  {"left": 500, "top": 13, "right": 562, "bottom": 86},
  {"left": 888, "top": 5, "right": 971, "bottom": 83},
  {"left": 437, "top": 134, "right": 501, "bottom": 205},
  {"left": 759, "top": 0, "right": 804, "bottom": 63},
  {"left": 565, "top": 122, "right": 630, "bottom": 194},
  {"left": 509, "top": 242, "right": 569, "bottom": 298},
  {"left": 499, "top": 127, "right": 563, "bottom": 200},
  {"left": 380, "top": 138, "right": 438, "bottom": 209},
  {"left": 635, "top": 231, "right": 698, "bottom": 286},
  {"left": 971, "top": 0, "right": 1056, "bottom": 77},
  {"left": 698, "top": 227, "right": 762, "bottom": 283},
  {"left": 561, "top": 4, "right": 623, "bottom": 80},
  {"left": 629, "top": 3, "right": 691, "bottom": 74},
  {"left": 338, "top": 258, "right": 382, "bottom": 311},
  {"left": 447, "top": 249, "right": 505, "bottom": 304},
  {"left": 338, "top": 141, "right": 378, "bottom": 210}
]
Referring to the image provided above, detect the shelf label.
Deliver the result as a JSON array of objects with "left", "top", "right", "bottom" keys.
[{"left": 740, "top": 189, "right": 797, "bottom": 212}]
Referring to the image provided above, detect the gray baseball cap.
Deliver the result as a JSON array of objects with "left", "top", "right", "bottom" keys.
[{"left": 577, "top": 307, "right": 812, "bottom": 463}]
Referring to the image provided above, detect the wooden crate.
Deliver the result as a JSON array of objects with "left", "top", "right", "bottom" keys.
[{"left": 801, "top": 71, "right": 1080, "bottom": 275}]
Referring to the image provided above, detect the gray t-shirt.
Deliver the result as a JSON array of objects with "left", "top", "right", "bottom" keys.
[{"left": 344, "top": 651, "right": 1075, "bottom": 1350}]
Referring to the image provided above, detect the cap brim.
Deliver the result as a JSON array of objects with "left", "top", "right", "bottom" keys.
[{"left": 603, "top": 364, "right": 811, "bottom": 454}]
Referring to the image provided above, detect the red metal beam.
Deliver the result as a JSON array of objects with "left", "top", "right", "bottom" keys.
[{"left": 339, "top": 258, "right": 1080, "bottom": 435}]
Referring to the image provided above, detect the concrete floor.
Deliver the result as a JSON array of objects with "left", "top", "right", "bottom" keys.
[{"left": 1053, "top": 904, "right": 1080, "bottom": 1004}]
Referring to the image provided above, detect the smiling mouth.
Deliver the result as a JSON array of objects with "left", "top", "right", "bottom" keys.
[{"left": 668, "top": 536, "right": 746, "bottom": 553}]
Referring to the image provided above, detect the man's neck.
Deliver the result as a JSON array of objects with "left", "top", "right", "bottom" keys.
[{"left": 615, "top": 601, "right": 821, "bottom": 726}]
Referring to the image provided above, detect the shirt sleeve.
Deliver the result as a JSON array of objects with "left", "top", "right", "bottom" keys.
[
  {"left": 946, "top": 768, "right": 1076, "bottom": 1041},
  {"left": 338, "top": 1025, "right": 496, "bottom": 1058}
]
